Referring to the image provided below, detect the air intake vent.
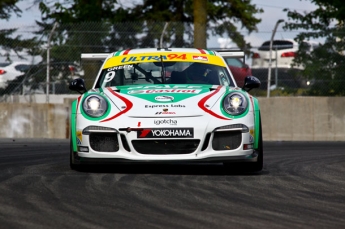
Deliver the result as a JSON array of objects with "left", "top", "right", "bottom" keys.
[
  {"left": 212, "top": 131, "right": 242, "bottom": 150},
  {"left": 89, "top": 133, "right": 119, "bottom": 152}
]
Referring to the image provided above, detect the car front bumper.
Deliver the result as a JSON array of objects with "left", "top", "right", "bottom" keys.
[{"left": 72, "top": 150, "right": 258, "bottom": 165}]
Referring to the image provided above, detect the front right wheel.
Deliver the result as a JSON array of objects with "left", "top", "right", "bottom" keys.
[{"left": 70, "top": 136, "right": 82, "bottom": 171}]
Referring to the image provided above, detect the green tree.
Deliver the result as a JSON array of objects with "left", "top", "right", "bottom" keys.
[
  {"left": 129, "top": 0, "right": 263, "bottom": 50},
  {"left": 194, "top": 0, "right": 207, "bottom": 48},
  {"left": 34, "top": 0, "right": 122, "bottom": 88},
  {"left": 35, "top": 0, "right": 144, "bottom": 57},
  {"left": 34, "top": 0, "right": 263, "bottom": 52},
  {"left": 284, "top": 0, "right": 345, "bottom": 95},
  {"left": 37, "top": 0, "right": 116, "bottom": 59},
  {"left": 0, "top": 0, "right": 21, "bottom": 20},
  {"left": 207, "top": 0, "right": 263, "bottom": 50},
  {"left": 0, "top": 0, "right": 38, "bottom": 62}
]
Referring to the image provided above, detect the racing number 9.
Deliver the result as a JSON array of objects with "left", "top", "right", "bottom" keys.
[{"left": 104, "top": 71, "right": 115, "bottom": 82}]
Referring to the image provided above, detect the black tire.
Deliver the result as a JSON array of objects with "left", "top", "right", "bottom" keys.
[
  {"left": 247, "top": 118, "right": 263, "bottom": 172},
  {"left": 224, "top": 113, "right": 263, "bottom": 173},
  {"left": 70, "top": 136, "right": 81, "bottom": 171}
]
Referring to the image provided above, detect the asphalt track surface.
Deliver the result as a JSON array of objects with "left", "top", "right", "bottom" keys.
[{"left": 0, "top": 139, "right": 345, "bottom": 229}]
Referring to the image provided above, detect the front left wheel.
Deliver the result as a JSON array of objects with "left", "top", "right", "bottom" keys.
[{"left": 224, "top": 113, "right": 263, "bottom": 173}]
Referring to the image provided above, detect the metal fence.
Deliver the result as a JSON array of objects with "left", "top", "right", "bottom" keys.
[{"left": 0, "top": 21, "right": 341, "bottom": 100}]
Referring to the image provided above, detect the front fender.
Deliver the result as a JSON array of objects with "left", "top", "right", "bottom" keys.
[
  {"left": 70, "top": 99, "right": 78, "bottom": 152},
  {"left": 251, "top": 96, "right": 261, "bottom": 149}
]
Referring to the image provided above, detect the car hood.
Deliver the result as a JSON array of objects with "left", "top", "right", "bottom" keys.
[{"left": 101, "top": 84, "right": 228, "bottom": 118}]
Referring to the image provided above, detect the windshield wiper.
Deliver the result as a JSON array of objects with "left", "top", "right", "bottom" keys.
[
  {"left": 160, "top": 55, "right": 166, "bottom": 83},
  {"left": 133, "top": 63, "right": 160, "bottom": 84}
]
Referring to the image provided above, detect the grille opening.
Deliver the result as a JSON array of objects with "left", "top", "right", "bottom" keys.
[
  {"left": 120, "top": 134, "right": 131, "bottom": 152},
  {"left": 89, "top": 133, "right": 119, "bottom": 152},
  {"left": 201, "top": 133, "right": 211, "bottom": 151},
  {"left": 212, "top": 131, "right": 242, "bottom": 151},
  {"left": 132, "top": 139, "right": 200, "bottom": 154}
]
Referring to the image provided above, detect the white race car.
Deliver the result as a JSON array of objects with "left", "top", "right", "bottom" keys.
[{"left": 69, "top": 48, "right": 263, "bottom": 172}]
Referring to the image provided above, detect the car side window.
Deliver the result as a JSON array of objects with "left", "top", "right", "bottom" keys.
[
  {"left": 259, "top": 40, "right": 294, "bottom": 51},
  {"left": 15, "top": 64, "right": 30, "bottom": 72},
  {"left": 224, "top": 58, "right": 243, "bottom": 68}
]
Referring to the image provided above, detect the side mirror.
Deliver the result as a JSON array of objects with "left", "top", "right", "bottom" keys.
[
  {"left": 242, "top": 76, "right": 260, "bottom": 92},
  {"left": 69, "top": 78, "right": 87, "bottom": 94}
]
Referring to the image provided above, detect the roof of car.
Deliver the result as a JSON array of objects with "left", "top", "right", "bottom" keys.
[
  {"left": 81, "top": 48, "right": 223, "bottom": 61},
  {"left": 112, "top": 48, "right": 219, "bottom": 55}
]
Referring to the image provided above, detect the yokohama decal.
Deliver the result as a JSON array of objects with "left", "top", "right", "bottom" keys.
[
  {"left": 101, "top": 88, "right": 133, "bottom": 122},
  {"left": 198, "top": 86, "right": 230, "bottom": 120},
  {"left": 138, "top": 128, "right": 194, "bottom": 138}
]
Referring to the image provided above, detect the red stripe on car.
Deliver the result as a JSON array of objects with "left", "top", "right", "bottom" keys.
[
  {"left": 198, "top": 86, "right": 230, "bottom": 120},
  {"left": 101, "top": 88, "right": 133, "bottom": 122},
  {"left": 76, "top": 96, "right": 81, "bottom": 112},
  {"left": 197, "top": 48, "right": 206, "bottom": 54},
  {"left": 123, "top": 49, "right": 131, "bottom": 55}
]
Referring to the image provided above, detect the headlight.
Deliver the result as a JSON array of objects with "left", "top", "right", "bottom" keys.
[
  {"left": 223, "top": 92, "right": 248, "bottom": 115},
  {"left": 82, "top": 95, "right": 108, "bottom": 117}
]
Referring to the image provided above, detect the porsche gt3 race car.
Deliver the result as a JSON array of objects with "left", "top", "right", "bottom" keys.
[{"left": 69, "top": 48, "right": 263, "bottom": 172}]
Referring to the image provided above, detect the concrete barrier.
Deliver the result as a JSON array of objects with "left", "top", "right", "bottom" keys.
[
  {"left": 258, "top": 97, "right": 345, "bottom": 141},
  {"left": 0, "top": 103, "right": 70, "bottom": 139},
  {"left": 0, "top": 97, "right": 344, "bottom": 141}
]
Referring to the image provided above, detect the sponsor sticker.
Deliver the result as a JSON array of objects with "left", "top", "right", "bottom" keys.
[
  {"left": 155, "top": 95, "right": 174, "bottom": 102},
  {"left": 121, "top": 54, "right": 187, "bottom": 63},
  {"left": 155, "top": 111, "right": 176, "bottom": 115},
  {"left": 145, "top": 104, "right": 185, "bottom": 108},
  {"left": 76, "top": 131, "right": 82, "bottom": 145},
  {"left": 249, "top": 129, "right": 255, "bottom": 143},
  {"left": 107, "top": 65, "right": 133, "bottom": 71},
  {"left": 154, "top": 119, "right": 177, "bottom": 125},
  {"left": 155, "top": 108, "right": 176, "bottom": 115},
  {"left": 127, "top": 85, "right": 203, "bottom": 90},
  {"left": 193, "top": 56, "right": 208, "bottom": 61},
  {"left": 128, "top": 89, "right": 201, "bottom": 94},
  {"left": 137, "top": 128, "right": 193, "bottom": 138},
  {"left": 145, "top": 104, "right": 168, "bottom": 108}
]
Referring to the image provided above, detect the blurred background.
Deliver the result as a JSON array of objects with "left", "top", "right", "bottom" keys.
[{"left": 1, "top": 0, "right": 343, "bottom": 101}]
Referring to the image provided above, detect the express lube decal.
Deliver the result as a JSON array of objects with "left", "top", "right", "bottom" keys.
[
  {"left": 137, "top": 128, "right": 193, "bottom": 138},
  {"left": 145, "top": 104, "right": 185, "bottom": 108}
]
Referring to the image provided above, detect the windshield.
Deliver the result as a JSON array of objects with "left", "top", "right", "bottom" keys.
[{"left": 95, "top": 61, "right": 234, "bottom": 88}]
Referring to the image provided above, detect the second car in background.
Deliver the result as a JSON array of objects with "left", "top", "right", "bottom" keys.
[
  {"left": 251, "top": 39, "right": 318, "bottom": 88},
  {"left": 216, "top": 50, "right": 252, "bottom": 87},
  {"left": 0, "top": 61, "right": 32, "bottom": 88},
  {"left": 224, "top": 57, "right": 252, "bottom": 87}
]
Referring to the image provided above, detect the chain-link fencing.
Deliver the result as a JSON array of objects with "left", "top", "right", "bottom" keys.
[{"left": 0, "top": 21, "right": 342, "bottom": 100}]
